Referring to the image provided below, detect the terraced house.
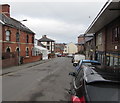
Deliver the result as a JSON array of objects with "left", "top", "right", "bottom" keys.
[
  {"left": 85, "top": 1, "right": 120, "bottom": 68},
  {"left": 0, "top": 4, "right": 42, "bottom": 68}
]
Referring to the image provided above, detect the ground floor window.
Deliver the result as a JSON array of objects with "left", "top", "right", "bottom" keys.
[
  {"left": 106, "top": 53, "right": 119, "bottom": 67},
  {"left": 118, "top": 58, "right": 120, "bottom": 66},
  {"left": 110, "top": 56, "right": 114, "bottom": 66},
  {"left": 95, "top": 52, "right": 120, "bottom": 67},
  {"left": 26, "top": 48, "right": 29, "bottom": 56},
  {"left": 6, "top": 47, "right": 11, "bottom": 53},
  {"left": 114, "top": 57, "right": 118, "bottom": 67}
]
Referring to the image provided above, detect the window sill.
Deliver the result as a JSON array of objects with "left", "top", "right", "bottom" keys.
[{"left": 25, "top": 56, "right": 29, "bottom": 58}]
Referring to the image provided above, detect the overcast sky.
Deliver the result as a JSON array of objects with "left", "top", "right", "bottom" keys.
[{"left": 1, "top": 0, "right": 107, "bottom": 43}]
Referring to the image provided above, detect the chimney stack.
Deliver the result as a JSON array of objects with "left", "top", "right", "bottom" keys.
[
  {"left": 0, "top": 4, "right": 10, "bottom": 17},
  {"left": 43, "top": 35, "right": 47, "bottom": 38}
]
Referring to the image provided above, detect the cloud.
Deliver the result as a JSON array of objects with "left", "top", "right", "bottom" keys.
[
  {"left": 20, "top": 16, "right": 87, "bottom": 43},
  {"left": 2, "top": 2, "right": 107, "bottom": 43}
]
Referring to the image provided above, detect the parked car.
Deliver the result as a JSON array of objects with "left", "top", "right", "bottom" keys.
[
  {"left": 61, "top": 54, "right": 66, "bottom": 57},
  {"left": 72, "top": 54, "right": 85, "bottom": 65},
  {"left": 74, "top": 60, "right": 101, "bottom": 71},
  {"left": 67, "top": 54, "right": 73, "bottom": 58},
  {"left": 57, "top": 54, "right": 62, "bottom": 57},
  {"left": 69, "top": 65, "right": 120, "bottom": 103}
]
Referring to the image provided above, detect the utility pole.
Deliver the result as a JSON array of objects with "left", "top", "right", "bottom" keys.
[{"left": 18, "top": 19, "right": 27, "bottom": 65}]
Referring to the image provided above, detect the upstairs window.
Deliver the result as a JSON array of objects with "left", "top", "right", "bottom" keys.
[
  {"left": 26, "top": 35, "right": 29, "bottom": 43},
  {"left": 47, "top": 41, "right": 50, "bottom": 44},
  {"left": 47, "top": 46, "right": 50, "bottom": 50},
  {"left": 6, "top": 30, "right": 11, "bottom": 41},
  {"left": 32, "top": 36, "right": 34, "bottom": 43},
  {"left": 16, "top": 32, "right": 20, "bottom": 42},
  {"left": 97, "top": 33, "right": 102, "bottom": 45},
  {"left": 112, "top": 27, "right": 120, "bottom": 42}
]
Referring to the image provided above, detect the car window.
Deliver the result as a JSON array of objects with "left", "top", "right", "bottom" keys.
[
  {"left": 75, "top": 69, "right": 84, "bottom": 88},
  {"left": 82, "top": 62, "right": 92, "bottom": 66}
]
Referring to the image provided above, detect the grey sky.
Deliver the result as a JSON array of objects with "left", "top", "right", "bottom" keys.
[{"left": 1, "top": 1, "right": 107, "bottom": 43}]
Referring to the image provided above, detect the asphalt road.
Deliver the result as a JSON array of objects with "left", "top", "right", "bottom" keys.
[{"left": 2, "top": 57, "right": 74, "bottom": 101}]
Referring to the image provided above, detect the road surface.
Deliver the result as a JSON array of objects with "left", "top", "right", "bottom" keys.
[{"left": 2, "top": 57, "right": 74, "bottom": 101}]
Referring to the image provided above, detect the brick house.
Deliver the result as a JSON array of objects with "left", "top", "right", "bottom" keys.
[
  {"left": 77, "top": 34, "right": 93, "bottom": 55},
  {"left": 77, "top": 34, "right": 85, "bottom": 54},
  {"left": 0, "top": 4, "right": 42, "bottom": 68},
  {"left": 85, "top": 1, "right": 120, "bottom": 68},
  {"left": 84, "top": 37, "right": 94, "bottom": 60},
  {"left": 55, "top": 43, "right": 66, "bottom": 54}
]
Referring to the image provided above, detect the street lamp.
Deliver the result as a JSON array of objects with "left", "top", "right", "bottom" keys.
[{"left": 18, "top": 19, "right": 27, "bottom": 65}]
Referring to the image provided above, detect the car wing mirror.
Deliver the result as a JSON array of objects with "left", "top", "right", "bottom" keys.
[
  {"left": 69, "top": 72, "right": 76, "bottom": 77},
  {"left": 73, "top": 63, "right": 78, "bottom": 67}
]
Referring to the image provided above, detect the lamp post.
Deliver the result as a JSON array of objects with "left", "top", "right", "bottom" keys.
[{"left": 18, "top": 19, "right": 27, "bottom": 65}]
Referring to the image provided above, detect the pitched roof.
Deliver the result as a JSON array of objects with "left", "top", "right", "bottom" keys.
[
  {"left": 85, "top": 37, "right": 93, "bottom": 42},
  {"left": 38, "top": 35, "right": 55, "bottom": 42},
  {"left": 0, "top": 13, "right": 35, "bottom": 34},
  {"left": 77, "top": 37, "right": 93, "bottom": 45},
  {"left": 77, "top": 41, "right": 85, "bottom": 45},
  {"left": 78, "top": 34, "right": 84, "bottom": 38}
]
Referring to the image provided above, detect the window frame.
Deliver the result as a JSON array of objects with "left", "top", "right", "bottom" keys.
[
  {"left": 26, "top": 35, "right": 29, "bottom": 43},
  {"left": 26, "top": 48, "right": 29, "bottom": 56},
  {"left": 112, "top": 27, "right": 120, "bottom": 43},
  {"left": 6, "top": 30, "right": 11, "bottom": 41},
  {"left": 16, "top": 32, "right": 20, "bottom": 42}
]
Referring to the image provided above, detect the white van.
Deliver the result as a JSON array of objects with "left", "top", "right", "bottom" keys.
[{"left": 72, "top": 54, "right": 85, "bottom": 66}]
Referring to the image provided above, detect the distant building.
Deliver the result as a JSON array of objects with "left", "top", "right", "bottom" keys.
[
  {"left": 84, "top": 36, "right": 94, "bottom": 60},
  {"left": 85, "top": 1, "right": 120, "bottom": 68},
  {"left": 77, "top": 34, "right": 93, "bottom": 55},
  {"left": 38, "top": 35, "right": 55, "bottom": 53},
  {"left": 34, "top": 39, "right": 48, "bottom": 60},
  {"left": 77, "top": 34, "right": 85, "bottom": 54},
  {"left": 55, "top": 43, "right": 66, "bottom": 54},
  {"left": 63, "top": 42, "right": 78, "bottom": 54},
  {"left": 0, "top": 4, "right": 42, "bottom": 68}
]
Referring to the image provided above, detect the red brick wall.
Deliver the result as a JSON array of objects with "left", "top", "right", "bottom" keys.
[
  {"left": 78, "top": 36, "right": 84, "bottom": 52},
  {"left": 78, "top": 37, "right": 84, "bottom": 43},
  {"left": 78, "top": 45, "right": 84, "bottom": 52},
  {"left": 2, "top": 25, "right": 34, "bottom": 58},
  {"left": 1, "top": 57, "right": 18, "bottom": 68},
  {"left": 23, "top": 55, "right": 42, "bottom": 64},
  {"left": 106, "top": 17, "right": 120, "bottom": 52}
]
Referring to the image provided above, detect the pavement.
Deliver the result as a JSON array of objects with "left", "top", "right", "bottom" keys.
[{"left": 1, "top": 59, "right": 52, "bottom": 76}]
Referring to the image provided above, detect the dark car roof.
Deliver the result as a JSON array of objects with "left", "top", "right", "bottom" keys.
[{"left": 83, "top": 66, "right": 120, "bottom": 84}]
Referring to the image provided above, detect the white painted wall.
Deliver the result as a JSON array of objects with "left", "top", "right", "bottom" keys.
[{"left": 63, "top": 42, "right": 78, "bottom": 54}]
